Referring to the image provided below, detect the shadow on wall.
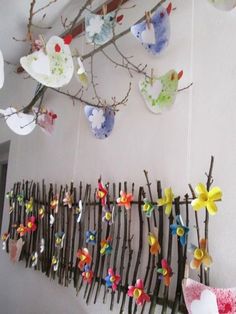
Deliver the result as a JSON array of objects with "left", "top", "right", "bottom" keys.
[{"left": 0, "top": 140, "right": 10, "bottom": 234}]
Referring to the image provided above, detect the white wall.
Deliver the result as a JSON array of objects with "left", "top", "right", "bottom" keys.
[{"left": 0, "top": 0, "right": 235, "bottom": 313}]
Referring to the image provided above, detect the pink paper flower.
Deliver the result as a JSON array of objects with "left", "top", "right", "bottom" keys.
[
  {"left": 128, "top": 279, "right": 150, "bottom": 305},
  {"left": 26, "top": 216, "right": 37, "bottom": 232},
  {"left": 105, "top": 268, "right": 121, "bottom": 291}
]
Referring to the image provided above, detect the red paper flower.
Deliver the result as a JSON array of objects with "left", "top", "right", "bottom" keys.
[
  {"left": 26, "top": 216, "right": 37, "bottom": 232},
  {"left": 117, "top": 191, "right": 133, "bottom": 210},
  {"left": 157, "top": 259, "right": 173, "bottom": 287},
  {"left": 128, "top": 279, "right": 150, "bottom": 305},
  {"left": 17, "top": 224, "right": 27, "bottom": 237},
  {"left": 77, "top": 248, "right": 92, "bottom": 271},
  {"left": 97, "top": 179, "right": 107, "bottom": 206}
]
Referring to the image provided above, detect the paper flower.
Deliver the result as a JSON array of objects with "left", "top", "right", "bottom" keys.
[
  {"left": 52, "top": 256, "right": 59, "bottom": 271},
  {"left": 82, "top": 265, "right": 94, "bottom": 284},
  {"left": 40, "top": 238, "right": 45, "bottom": 253},
  {"left": 148, "top": 230, "right": 161, "bottom": 256},
  {"left": 50, "top": 214, "right": 55, "bottom": 226},
  {"left": 76, "top": 200, "right": 83, "bottom": 223},
  {"left": 50, "top": 196, "right": 59, "bottom": 213},
  {"left": 6, "top": 190, "right": 13, "bottom": 199},
  {"left": 142, "top": 199, "right": 155, "bottom": 217},
  {"left": 86, "top": 230, "right": 97, "bottom": 245},
  {"left": 63, "top": 192, "right": 73, "bottom": 208},
  {"left": 102, "top": 207, "right": 113, "bottom": 225},
  {"left": 25, "top": 197, "right": 34, "bottom": 214},
  {"left": 157, "top": 188, "right": 174, "bottom": 216},
  {"left": 105, "top": 268, "right": 121, "bottom": 291},
  {"left": 127, "top": 279, "right": 150, "bottom": 305},
  {"left": 77, "top": 248, "right": 92, "bottom": 270},
  {"left": 157, "top": 259, "right": 173, "bottom": 287},
  {"left": 170, "top": 215, "right": 189, "bottom": 246},
  {"left": 38, "top": 206, "right": 45, "bottom": 219},
  {"left": 97, "top": 180, "right": 107, "bottom": 206},
  {"left": 191, "top": 183, "right": 222, "bottom": 215},
  {"left": 55, "top": 232, "right": 65, "bottom": 249},
  {"left": 117, "top": 191, "right": 133, "bottom": 210},
  {"left": 1, "top": 232, "right": 9, "bottom": 250},
  {"left": 100, "top": 237, "right": 112, "bottom": 255},
  {"left": 88, "top": 109, "right": 105, "bottom": 130},
  {"left": 17, "top": 193, "right": 24, "bottom": 205},
  {"left": 26, "top": 216, "right": 37, "bottom": 232},
  {"left": 17, "top": 224, "right": 28, "bottom": 237},
  {"left": 190, "top": 239, "right": 213, "bottom": 269},
  {"left": 76, "top": 57, "right": 89, "bottom": 88},
  {"left": 31, "top": 252, "right": 38, "bottom": 267}
]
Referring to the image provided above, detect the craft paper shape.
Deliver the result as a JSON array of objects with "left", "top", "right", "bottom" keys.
[
  {"left": 0, "top": 49, "right": 4, "bottom": 89},
  {"left": 76, "top": 200, "right": 83, "bottom": 223},
  {"left": 85, "top": 11, "right": 116, "bottom": 45},
  {"left": 139, "top": 70, "right": 182, "bottom": 114},
  {"left": 130, "top": 4, "right": 171, "bottom": 55},
  {"left": 9, "top": 238, "right": 25, "bottom": 263},
  {"left": 20, "top": 36, "right": 74, "bottom": 88},
  {"left": 208, "top": 0, "right": 236, "bottom": 10},
  {"left": 182, "top": 278, "right": 236, "bottom": 314},
  {"left": 84, "top": 105, "right": 115, "bottom": 139},
  {"left": 40, "top": 238, "right": 45, "bottom": 253},
  {"left": 0, "top": 107, "right": 36, "bottom": 135}
]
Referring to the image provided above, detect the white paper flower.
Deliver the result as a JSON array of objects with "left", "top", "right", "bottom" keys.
[
  {"left": 88, "top": 109, "right": 105, "bottom": 129},
  {"left": 31, "top": 252, "right": 38, "bottom": 267},
  {"left": 86, "top": 15, "right": 104, "bottom": 37}
]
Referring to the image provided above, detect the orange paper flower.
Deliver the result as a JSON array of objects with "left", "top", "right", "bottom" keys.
[
  {"left": 190, "top": 239, "right": 212, "bottom": 269},
  {"left": 77, "top": 248, "right": 92, "bottom": 271},
  {"left": 117, "top": 191, "right": 133, "bottom": 210}
]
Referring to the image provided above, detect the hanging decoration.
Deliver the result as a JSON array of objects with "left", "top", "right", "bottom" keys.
[
  {"left": 0, "top": 107, "right": 36, "bottom": 135},
  {"left": 84, "top": 105, "right": 115, "bottom": 139},
  {"left": 75, "top": 57, "right": 89, "bottom": 88},
  {"left": 20, "top": 36, "right": 74, "bottom": 88},
  {"left": 208, "top": 0, "right": 236, "bottom": 10},
  {"left": 85, "top": 11, "right": 117, "bottom": 45},
  {"left": 139, "top": 69, "right": 183, "bottom": 114},
  {"left": 0, "top": 49, "right": 4, "bottom": 89},
  {"left": 130, "top": 3, "right": 172, "bottom": 55},
  {"left": 182, "top": 278, "right": 236, "bottom": 314}
]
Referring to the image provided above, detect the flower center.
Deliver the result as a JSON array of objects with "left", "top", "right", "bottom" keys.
[
  {"left": 143, "top": 203, "right": 150, "bottom": 212},
  {"left": 133, "top": 288, "right": 142, "bottom": 299},
  {"left": 90, "top": 235, "right": 95, "bottom": 241},
  {"left": 176, "top": 227, "right": 185, "bottom": 237},
  {"left": 194, "top": 248, "right": 204, "bottom": 260},
  {"left": 85, "top": 272, "right": 90, "bottom": 279},
  {"left": 98, "top": 191, "right": 105, "bottom": 199},
  {"left": 56, "top": 238, "right": 61, "bottom": 245},
  {"left": 110, "top": 276, "right": 116, "bottom": 283},
  {"left": 162, "top": 268, "right": 168, "bottom": 276},
  {"left": 28, "top": 222, "right": 32, "bottom": 228},
  {"left": 148, "top": 234, "right": 156, "bottom": 246},
  {"left": 121, "top": 197, "right": 127, "bottom": 203},
  {"left": 105, "top": 212, "right": 112, "bottom": 220},
  {"left": 80, "top": 254, "right": 86, "bottom": 261}
]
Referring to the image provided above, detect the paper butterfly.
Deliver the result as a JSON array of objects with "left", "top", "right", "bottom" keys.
[
  {"left": 0, "top": 107, "right": 36, "bottom": 135},
  {"left": 20, "top": 36, "right": 74, "bottom": 88},
  {"left": 139, "top": 70, "right": 183, "bottom": 114},
  {"left": 182, "top": 278, "right": 236, "bottom": 314},
  {"left": 0, "top": 49, "right": 4, "bottom": 89},
  {"left": 130, "top": 4, "right": 172, "bottom": 55},
  {"left": 85, "top": 11, "right": 116, "bottom": 45},
  {"left": 84, "top": 105, "right": 115, "bottom": 139},
  {"left": 208, "top": 0, "right": 236, "bottom": 10}
]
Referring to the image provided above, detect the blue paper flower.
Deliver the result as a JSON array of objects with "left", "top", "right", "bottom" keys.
[
  {"left": 170, "top": 215, "right": 189, "bottom": 246},
  {"left": 86, "top": 230, "right": 97, "bottom": 245}
]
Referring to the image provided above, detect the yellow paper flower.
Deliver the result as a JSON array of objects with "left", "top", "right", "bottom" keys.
[
  {"left": 157, "top": 188, "right": 174, "bottom": 216},
  {"left": 190, "top": 239, "right": 213, "bottom": 269},
  {"left": 191, "top": 183, "right": 222, "bottom": 215}
]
